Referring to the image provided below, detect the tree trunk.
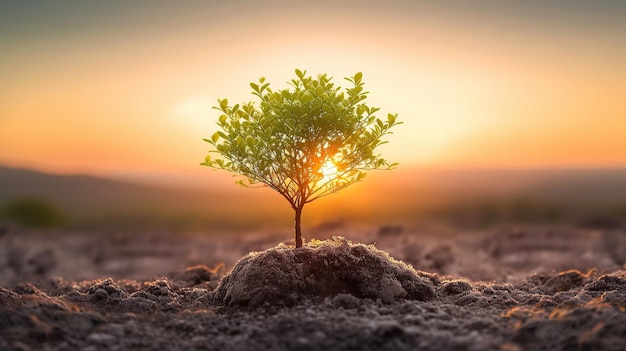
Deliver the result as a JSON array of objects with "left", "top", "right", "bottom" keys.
[{"left": 294, "top": 206, "right": 303, "bottom": 248}]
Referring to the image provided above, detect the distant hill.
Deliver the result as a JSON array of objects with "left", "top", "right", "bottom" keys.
[
  {"left": 0, "top": 165, "right": 187, "bottom": 211},
  {"left": 1, "top": 165, "right": 625, "bottom": 230},
  {"left": 0, "top": 166, "right": 288, "bottom": 230}
]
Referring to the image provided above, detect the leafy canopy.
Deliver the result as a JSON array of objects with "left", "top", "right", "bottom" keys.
[{"left": 202, "top": 69, "right": 401, "bottom": 210}]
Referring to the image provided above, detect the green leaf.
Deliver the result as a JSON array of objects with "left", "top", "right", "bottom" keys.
[
  {"left": 218, "top": 115, "right": 227, "bottom": 125},
  {"left": 295, "top": 69, "right": 304, "bottom": 79},
  {"left": 301, "top": 94, "right": 313, "bottom": 104},
  {"left": 354, "top": 72, "right": 363, "bottom": 83},
  {"left": 211, "top": 132, "right": 220, "bottom": 143},
  {"left": 219, "top": 99, "right": 228, "bottom": 110}
]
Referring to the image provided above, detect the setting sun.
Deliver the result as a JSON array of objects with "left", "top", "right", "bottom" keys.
[{"left": 319, "top": 160, "right": 339, "bottom": 184}]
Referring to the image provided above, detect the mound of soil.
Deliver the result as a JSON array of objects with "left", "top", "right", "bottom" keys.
[{"left": 213, "top": 236, "right": 437, "bottom": 309}]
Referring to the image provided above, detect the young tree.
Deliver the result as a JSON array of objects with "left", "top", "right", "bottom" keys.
[{"left": 202, "top": 69, "right": 401, "bottom": 248}]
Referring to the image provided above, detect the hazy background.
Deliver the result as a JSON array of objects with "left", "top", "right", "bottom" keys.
[{"left": 1, "top": 0, "right": 625, "bottom": 232}]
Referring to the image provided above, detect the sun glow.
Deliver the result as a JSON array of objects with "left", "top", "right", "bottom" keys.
[{"left": 319, "top": 160, "right": 338, "bottom": 184}]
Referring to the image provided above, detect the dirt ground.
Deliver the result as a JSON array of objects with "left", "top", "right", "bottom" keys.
[{"left": 1, "top": 223, "right": 625, "bottom": 350}]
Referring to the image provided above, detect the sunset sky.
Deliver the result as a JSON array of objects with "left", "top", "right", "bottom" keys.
[{"left": 1, "top": 0, "right": 625, "bottom": 187}]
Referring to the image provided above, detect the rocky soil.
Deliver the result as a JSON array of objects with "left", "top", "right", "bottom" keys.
[{"left": 1, "top": 224, "right": 625, "bottom": 350}]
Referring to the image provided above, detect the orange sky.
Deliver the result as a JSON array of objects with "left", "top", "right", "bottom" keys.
[{"left": 1, "top": 0, "right": 625, "bottom": 186}]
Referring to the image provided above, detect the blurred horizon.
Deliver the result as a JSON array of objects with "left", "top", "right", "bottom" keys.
[{"left": 2, "top": 164, "right": 625, "bottom": 232}]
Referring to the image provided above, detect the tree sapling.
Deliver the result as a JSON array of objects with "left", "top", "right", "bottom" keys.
[{"left": 202, "top": 69, "right": 401, "bottom": 247}]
